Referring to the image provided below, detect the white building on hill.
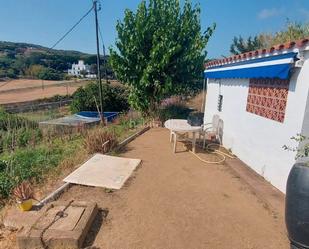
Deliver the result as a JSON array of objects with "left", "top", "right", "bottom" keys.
[
  {"left": 68, "top": 60, "right": 96, "bottom": 78},
  {"left": 204, "top": 37, "right": 309, "bottom": 193}
]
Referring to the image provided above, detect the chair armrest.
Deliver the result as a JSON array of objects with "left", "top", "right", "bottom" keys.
[{"left": 202, "top": 123, "right": 212, "bottom": 130}]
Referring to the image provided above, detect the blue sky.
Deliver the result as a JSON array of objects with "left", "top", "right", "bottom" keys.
[{"left": 0, "top": 0, "right": 308, "bottom": 58}]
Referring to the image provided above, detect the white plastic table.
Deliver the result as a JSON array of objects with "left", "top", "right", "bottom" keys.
[{"left": 164, "top": 119, "right": 202, "bottom": 153}]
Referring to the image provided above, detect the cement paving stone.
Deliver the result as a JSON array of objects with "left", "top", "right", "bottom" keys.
[
  {"left": 64, "top": 153, "right": 142, "bottom": 189},
  {"left": 16, "top": 201, "right": 98, "bottom": 249}
]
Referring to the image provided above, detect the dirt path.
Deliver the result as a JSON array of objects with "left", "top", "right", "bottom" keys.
[{"left": 58, "top": 128, "right": 289, "bottom": 249}]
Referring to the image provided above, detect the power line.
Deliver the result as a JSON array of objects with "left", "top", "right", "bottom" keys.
[
  {"left": 98, "top": 24, "right": 106, "bottom": 56},
  {"left": 48, "top": 6, "right": 94, "bottom": 52},
  {"left": 98, "top": 24, "right": 109, "bottom": 83}
]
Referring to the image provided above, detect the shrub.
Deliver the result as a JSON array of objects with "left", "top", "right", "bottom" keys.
[
  {"left": 70, "top": 82, "right": 129, "bottom": 113},
  {"left": 84, "top": 129, "right": 118, "bottom": 154},
  {"left": 0, "top": 145, "right": 64, "bottom": 198},
  {"left": 116, "top": 113, "right": 145, "bottom": 130},
  {"left": 37, "top": 67, "right": 63, "bottom": 80},
  {"left": 157, "top": 103, "right": 192, "bottom": 122},
  {"left": 0, "top": 171, "right": 17, "bottom": 199}
]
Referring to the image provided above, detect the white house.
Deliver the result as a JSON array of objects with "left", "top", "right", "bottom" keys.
[
  {"left": 204, "top": 38, "right": 309, "bottom": 193},
  {"left": 68, "top": 60, "right": 96, "bottom": 78}
]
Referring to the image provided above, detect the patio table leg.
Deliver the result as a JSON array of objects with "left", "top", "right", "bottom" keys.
[
  {"left": 173, "top": 133, "right": 177, "bottom": 153},
  {"left": 192, "top": 132, "right": 196, "bottom": 153}
]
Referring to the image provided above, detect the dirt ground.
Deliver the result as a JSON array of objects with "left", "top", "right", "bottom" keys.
[
  {"left": 0, "top": 79, "right": 121, "bottom": 104},
  {"left": 0, "top": 79, "right": 69, "bottom": 91},
  {"left": 0, "top": 85, "right": 79, "bottom": 104},
  {"left": 55, "top": 128, "right": 288, "bottom": 249},
  {"left": 0, "top": 79, "right": 84, "bottom": 104}
]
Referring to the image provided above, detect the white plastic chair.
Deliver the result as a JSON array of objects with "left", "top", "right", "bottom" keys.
[{"left": 200, "top": 115, "right": 223, "bottom": 148}]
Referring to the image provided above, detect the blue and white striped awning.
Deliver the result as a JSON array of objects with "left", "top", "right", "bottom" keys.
[{"left": 204, "top": 52, "right": 297, "bottom": 80}]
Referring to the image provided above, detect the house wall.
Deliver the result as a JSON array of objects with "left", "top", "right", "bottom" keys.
[
  {"left": 68, "top": 60, "right": 92, "bottom": 76},
  {"left": 204, "top": 50, "right": 309, "bottom": 193}
]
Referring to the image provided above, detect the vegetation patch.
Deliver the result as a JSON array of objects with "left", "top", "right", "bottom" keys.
[
  {"left": 0, "top": 107, "right": 145, "bottom": 205},
  {"left": 157, "top": 103, "right": 192, "bottom": 123},
  {"left": 70, "top": 82, "right": 129, "bottom": 113},
  {"left": 84, "top": 129, "right": 118, "bottom": 154},
  {"left": 109, "top": 0, "right": 215, "bottom": 115}
]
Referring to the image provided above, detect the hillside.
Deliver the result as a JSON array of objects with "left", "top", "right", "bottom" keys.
[{"left": 0, "top": 41, "right": 111, "bottom": 80}]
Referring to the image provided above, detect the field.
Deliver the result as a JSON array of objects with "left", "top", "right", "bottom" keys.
[
  {"left": 0, "top": 79, "right": 90, "bottom": 104},
  {"left": 0, "top": 79, "right": 121, "bottom": 104}
]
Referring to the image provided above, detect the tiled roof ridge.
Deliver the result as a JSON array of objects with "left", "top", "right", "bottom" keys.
[{"left": 206, "top": 37, "right": 309, "bottom": 68}]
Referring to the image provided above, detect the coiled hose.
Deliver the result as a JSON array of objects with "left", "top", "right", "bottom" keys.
[{"left": 183, "top": 142, "right": 236, "bottom": 164}]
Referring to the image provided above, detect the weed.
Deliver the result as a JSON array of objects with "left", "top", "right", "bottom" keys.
[{"left": 84, "top": 129, "right": 118, "bottom": 154}]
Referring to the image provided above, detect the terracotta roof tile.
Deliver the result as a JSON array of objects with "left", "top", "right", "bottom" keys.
[{"left": 206, "top": 37, "right": 309, "bottom": 68}]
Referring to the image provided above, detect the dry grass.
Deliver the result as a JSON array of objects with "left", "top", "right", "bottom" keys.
[
  {"left": 186, "top": 91, "right": 205, "bottom": 111},
  {"left": 84, "top": 128, "right": 119, "bottom": 155}
]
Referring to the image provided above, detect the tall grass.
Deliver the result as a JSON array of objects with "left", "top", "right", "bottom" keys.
[
  {"left": 0, "top": 108, "right": 42, "bottom": 153},
  {"left": 84, "top": 129, "right": 118, "bottom": 154},
  {"left": 0, "top": 109, "right": 146, "bottom": 203},
  {"left": 0, "top": 108, "right": 38, "bottom": 131}
]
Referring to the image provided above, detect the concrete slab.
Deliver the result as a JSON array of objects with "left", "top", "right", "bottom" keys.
[
  {"left": 63, "top": 154, "right": 141, "bottom": 189},
  {"left": 3, "top": 209, "right": 41, "bottom": 230},
  {"left": 17, "top": 201, "right": 98, "bottom": 249}
]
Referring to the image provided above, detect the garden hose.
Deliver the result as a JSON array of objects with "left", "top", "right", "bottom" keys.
[{"left": 183, "top": 142, "right": 236, "bottom": 164}]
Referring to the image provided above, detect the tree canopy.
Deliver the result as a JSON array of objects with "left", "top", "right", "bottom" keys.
[
  {"left": 110, "top": 0, "right": 215, "bottom": 115},
  {"left": 230, "top": 36, "right": 263, "bottom": 55},
  {"left": 230, "top": 21, "right": 309, "bottom": 55},
  {"left": 0, "top": 41, "right": 113, "bottom": 80}
]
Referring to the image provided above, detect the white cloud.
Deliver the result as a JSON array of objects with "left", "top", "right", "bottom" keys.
[{"left": 258, "top": 8, "right": 284, "bottom": 19}]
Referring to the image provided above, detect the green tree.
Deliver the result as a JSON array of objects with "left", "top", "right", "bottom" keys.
[
  {"left": 25, "top": 64, "right": 45, "bottom": 78},
  {"left": 110, "top": 0, "right": 215, "bottom": 115},
  {"left": 230, "top": 35, "right": 264, "bottom": 55},
  {"left": 37, "top": 67, "right": 62, "bottom": 80},
  {"left": 70, "top": 82, "right": 129, "bottom": 113}
]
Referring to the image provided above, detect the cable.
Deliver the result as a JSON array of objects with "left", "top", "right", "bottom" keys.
[
  {"left": 98, "top": 24, "right": 109, "bottom": 81},
  {"left": 98, "top": 24, "right": 106, "bottom": 57},
  {"left": 47, "top": 5, "right": 94, "bottom": 52}
]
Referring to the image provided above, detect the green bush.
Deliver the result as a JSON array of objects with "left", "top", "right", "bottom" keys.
[
  {"left": 0, "top": 145, "right": 64, "bottom": 198},
  {"left": 37, "top": 67, "right": 63, "bottom": 80},
  {"left": 70, "top": 82, "right": 129, "bottom": 113},
  {"left": 117, "top": 114, "right": 145, "bottom": 130},
  {"left": 157, "top": 103, "right": 192, "bottom": 122}
]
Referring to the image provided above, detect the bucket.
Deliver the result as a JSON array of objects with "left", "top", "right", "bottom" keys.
[{"left": 18, "top": 199, "right": 33, "bottom": 211}]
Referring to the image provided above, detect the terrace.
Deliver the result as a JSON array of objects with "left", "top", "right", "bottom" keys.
[
  {"left": 2, "top": 127, "right": 289, "bottom": 249},
  {"left": 58, "top": 128, "right": 288, "bottom": 248}
]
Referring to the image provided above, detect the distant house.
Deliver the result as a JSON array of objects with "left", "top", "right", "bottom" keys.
[
  {"left": 68, "top": 60, "right": 96, "bottom": 78},
  {"left": 203, "top": 38, "right": 309, "bottom": 193}
]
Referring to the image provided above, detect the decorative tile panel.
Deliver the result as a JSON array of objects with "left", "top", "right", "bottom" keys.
[{"left": 246, "top": 78, "right": 289, "bottom": 123}]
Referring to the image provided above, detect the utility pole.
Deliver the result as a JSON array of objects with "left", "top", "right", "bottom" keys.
[{"left": 93, "top": 0, "right": 104, "bottom": 124}]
